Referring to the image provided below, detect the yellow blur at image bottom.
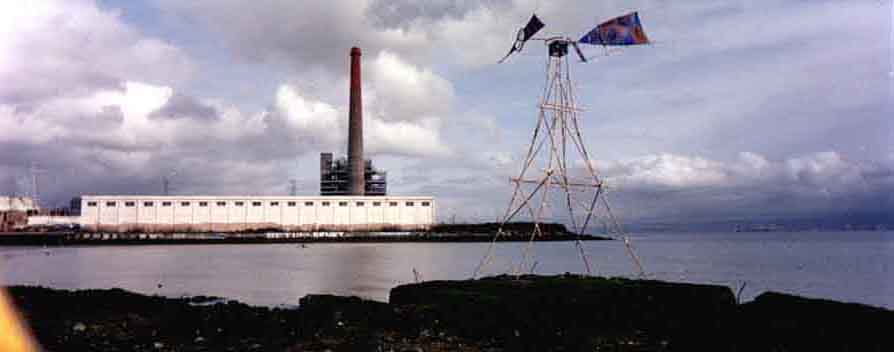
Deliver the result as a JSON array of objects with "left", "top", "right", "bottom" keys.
[{"left": 0, "top": 289, "right": 38, "bottom": 352}]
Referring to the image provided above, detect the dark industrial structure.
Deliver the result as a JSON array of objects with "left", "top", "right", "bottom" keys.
[
  {"left": 320, "top": 153, "right": 386, "bottom": 196},
  {"left": 320, "top": 47, "right": 388, "bottom": 196}
]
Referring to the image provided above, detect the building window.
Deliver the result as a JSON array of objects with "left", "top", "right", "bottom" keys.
[
  {"left": 304, "top": 201, "right": 314, "bottom": 206},
  {"left": 321, "top": 201, "right": 330, "bottom": 207},
  {"left": 86, "top": 201, "right": 97, "bottom": 207},
  {"left": 216, "top": 201, "right": 227, "bottom": 206},
  {"left": 356, "top": 201, "right": 364, "bottom": 206},
  {"left": 389, "top": 201, "right": 398, "bottom": 207},
  {"left": 372, "top": 201, "right": 381, "bottom": 207},
  {"left": 270, "top": 201, "right": 279, "bottom": 206},
  {"left": 199, "top": 201, "right": 208, "bottom": 207},
  {"left": 234, "top": 201, "right": 244, "bottom": 206},
  {"left": 406, "top": 202, "right": 414, "bottom": 207},
  {"left": 338, "top": 201, "right": 348, "bottom": 207},
  {"left": 162, "top": 202, "right": 172, "bottom": 207},
  {"left": 143, "top": 201, "right": 154, "bottom": 207},
  {"left": 287, "top": 201, "right": 297, "bottom": 207},
  {"left": 252, "top": 201, "right": 262, "bottom": 207},
  {"left": 421, "top": 201, "right": 430, "bottom": 207},
  {"left": 181, "top": 201, "right": 191, "bottom": 206},
  {"left": 106, "top": 201, "right": 117, "bottom": 207},
  {"left": 124, "top": 201, "right": 135, "bottom": 207}
]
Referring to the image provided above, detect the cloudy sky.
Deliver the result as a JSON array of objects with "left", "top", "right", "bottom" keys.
[{"left": 1, "top": 0, "right": 891, "bottom": 228}]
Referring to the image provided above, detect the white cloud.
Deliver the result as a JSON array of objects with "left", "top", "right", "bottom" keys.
[
  {"left": 601, "top": 153, "right": 729, "bottom": 188},
  {"left": 274, "top": 82, "right": 451, "bottom": 158},
  {"left": 367, "top": 117, "right": 450, "bottom": 157},
  {"left": 274, "top": 85, "right": 342, "bottom": 144},
  {"left": 0, "top": 0, "right": 192, "bottom": 104},
  {"left": 367, "top": 51, "right": 454, "bottom": 122},
  {"left": 599, "top": 151, "right": 884, "bottom": 192}
]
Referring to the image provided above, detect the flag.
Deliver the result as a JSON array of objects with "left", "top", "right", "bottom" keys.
[
  {"left": 519, "top": 14, "right": 545, "bottom": 42},
  {"left": 579, "top": 12, "right": 649, "bottom": 46},
  {"left": 498, "top": 14, "right": 545, "bottom": 63}
]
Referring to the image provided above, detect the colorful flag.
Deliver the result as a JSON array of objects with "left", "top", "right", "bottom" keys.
[
  {"left": 498, "top": 14, "right": 545, "bottom": 63},
  {"left": 579, "top": 12, "right": 649, "bottom": 46}
]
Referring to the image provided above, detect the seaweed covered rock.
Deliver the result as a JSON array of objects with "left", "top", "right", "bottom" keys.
[
  {"left": 294, "top": 294, "right": 392, "bottom": 349},
  {"left": 9, "top": 280, "right": 893, "bottom": 351},
  {"left": 736, "top": 291, "right": 894, "bottom": 351},
  {"left": 390, "top": 274, "right": 737, "bottom": 350},
  {"left": 7, "top": 286, "right": 305, "bottom": 351}
]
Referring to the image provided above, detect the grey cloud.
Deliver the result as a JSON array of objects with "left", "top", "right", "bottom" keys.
[
  {"left": 95, "top": 105, "right": 125, "bottom": 125},
  {"left": 594, "top": 152, "right": 894, "bottom": 227},
  {"left": 153, "top": 0, "right": 417, "bottom": 73},
  {"left": 149, "top": 93, "right": 218, "bottom": 120},
  {"left": 365, "top": 0, "right": 507, "bottom": 29}
]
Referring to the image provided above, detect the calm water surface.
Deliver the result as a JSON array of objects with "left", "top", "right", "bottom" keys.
[{"left": 1, "top": 231, "right": 891, "bottom": 308}]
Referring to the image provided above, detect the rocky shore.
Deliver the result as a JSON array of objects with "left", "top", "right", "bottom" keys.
[{"left": 6, "top": 275, "right": 892, "bottom": 351}]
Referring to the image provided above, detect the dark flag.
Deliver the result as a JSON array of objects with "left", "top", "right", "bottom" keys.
[
  {"left": 498, "top": 14, "right": 545, "bottom": 63},
  {"left": 579, "top": 12, "right": 649, "bottom": 46}
]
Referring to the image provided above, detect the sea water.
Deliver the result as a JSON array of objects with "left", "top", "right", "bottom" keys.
[{"left": 1, "top": 231, "right": 891, "bottom": 308}]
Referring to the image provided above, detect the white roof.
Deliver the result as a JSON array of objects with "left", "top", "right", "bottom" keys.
[{"left": 78, "top": 195, "right": 434, "bottom": 200}]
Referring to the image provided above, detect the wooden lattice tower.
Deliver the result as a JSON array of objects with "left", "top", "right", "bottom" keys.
[{"left": 475, "top": 38, "right": 645, "bottom": 278}]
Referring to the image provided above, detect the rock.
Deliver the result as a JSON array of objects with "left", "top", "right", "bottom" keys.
[
  {"left": 390, "top": 274, "right": 737, "bottom": 350},
  {"left": 296, "top": 294, "right": 392, "bottom": 335},
  {"left": 736, "top": 291, "right": 894, "bottom": 351},
  {"left": 8, "top": 278, "right": 893, "bottom": 351}
]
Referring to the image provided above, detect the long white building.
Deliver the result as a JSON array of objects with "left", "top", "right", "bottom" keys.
[{"left": 75, "top": 195, "right": 435, "bottom": 233}]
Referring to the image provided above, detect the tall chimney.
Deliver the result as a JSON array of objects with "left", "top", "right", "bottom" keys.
[{"left": 348, "top": 47, "right": 365, "bottom": 196}]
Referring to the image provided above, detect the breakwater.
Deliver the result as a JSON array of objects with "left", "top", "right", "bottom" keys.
[
  {"left": 0, "top": 222, "right": 610, "bottom": 246},
  {"left": 0, "top": 232, "right": 610, "bottom": 246}
]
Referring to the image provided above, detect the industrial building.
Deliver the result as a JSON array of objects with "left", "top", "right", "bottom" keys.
[
  {"left": 1, "top": 196, "right": 38, "bottom": 231},
  {"left": 75, "top": 195, "right": 434, "bottom": 233},
  {"left": 16, "top": 47, "right": 435, "bottom": 234},
  {"left": 0, "top": 196, "right": 39, "bottom": 213},
  {"left": 320, "top": 153, "right": 387, "bottom": 196}
]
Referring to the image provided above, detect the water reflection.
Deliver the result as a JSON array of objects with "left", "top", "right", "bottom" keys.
[{"left": 1, "top": 231, "right": 892, "bottom": 308}]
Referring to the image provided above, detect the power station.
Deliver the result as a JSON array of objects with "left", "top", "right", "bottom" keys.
[{"left": 6, "top": 47, "right": 434, "bottom": 233}]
